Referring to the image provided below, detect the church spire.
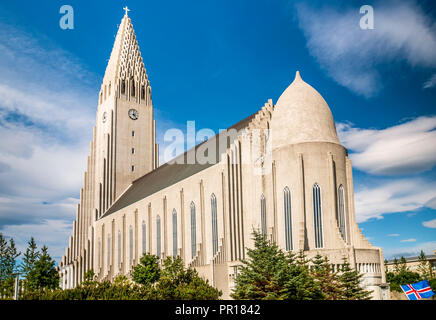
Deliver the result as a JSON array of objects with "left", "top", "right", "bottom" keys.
[{"left": 101, "top": 9, "right": 149, "bottom": 94}]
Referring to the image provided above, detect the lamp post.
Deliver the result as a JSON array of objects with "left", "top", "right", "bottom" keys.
[{"left": 12, "top": 273, "right": 20, "bottom": 300}]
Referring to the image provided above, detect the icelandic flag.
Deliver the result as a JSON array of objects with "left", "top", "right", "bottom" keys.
[{"left": 401, "top": 280, "right": 435, "bottom": 300}]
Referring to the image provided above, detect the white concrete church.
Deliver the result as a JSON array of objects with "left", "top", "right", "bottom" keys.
[{"left": 59, "top": 10, "right": 390, "bottom": 299}]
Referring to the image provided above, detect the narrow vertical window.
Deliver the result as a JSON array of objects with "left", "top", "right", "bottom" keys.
[
  {"left": 261, "top": 195, "right": 267, "bottom": 236},
  {"left": 117, "top": 230, "right": 121, "bottom": 270},
  {"left": 156, "top": 215, "right": 161, "bottom": 258},
  {"left": 121, "top": 80, "right": 126, "bottom": 94},
  {"left": 129, "top": 225, "right": 133, "bottom": 266},
  {"left": 131, "top": 79, "right": 135, "bottom": 97},
  {"left": 283, "top": 187, "right": 293, "bottom": 251},
  {"left": 338, "top": 185, "right": 346, "bottom": 242},
  {"left": 131, "top": 165, "right": 135, "bottom": 172},
  {"left": 172, "top": 210, "right": 178, "bottom": 257},
  {"left": 98, "top": 239, "right": 101, "bottom": 269},
  {"left": 142, "top": 221, "right": 146, "bottom": 254},
  {"left": 107, "top": 234, "right": 111, "bottom": 267},
  {"left": 132, "top": 148, "right": 135, "bottom": 154},
  {"left": 211, "top": 194, "right": 218, "bottom": 256},
  {"left": 190, "top": 202, "right": 197, "bottom": 259},
  {"left": 141, "top": 85, "right": 145, "bottom": 100},
  {"left": 313, "top": 183, "right": 323, "bottom": 248}
]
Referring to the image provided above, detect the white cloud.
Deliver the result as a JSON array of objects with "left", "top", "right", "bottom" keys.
[
  {"left": 422, "top": 219, "right": 436, "bottom": 229},
  {"left": 388, "top": 233, "right": 400, "bottom": 237},
  {"left": 0, "top": 22, "right": 99, "bottom": 260},
  {"left": 354, "top": 178, "right": 436, "bottom": 222},
  {"left": 295, "top": 1, "right": 436, "bottom": 97},
  {"left": 423, "top": 73, "right": 436, "bottom": 89},
  {"left": 400, "top": 238, "right": 417, "bottom": 243},
  {"left": 1, "top": 219, "right": 72, "bottom": 261},
  {"left": 425, "top": 197, "right": 436, "bottom": 209},
  {"left": 337, "top": 116, "right": 436, "bottom": 175},
  {"left": 384, "top": 241, "right": 436, "bottom": 259}
]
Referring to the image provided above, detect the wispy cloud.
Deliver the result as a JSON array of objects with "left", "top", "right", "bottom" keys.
[
  {"left": 0, "top": 22, "right": 99, "bottom": 260},
  {"left": 423, "top": 74, "right": 436, "bottom": 89},
  {"left": 295, "top": 1, "right": 436, "bottom": 97},
  {"left": 400, "top": 238, "right": 417, "bottom": 243},
  {"left": 337, "top": 116, "right": 436, "bottom": 175},
  {"left": 354, "top": 178, "right": 436, "bottom": 222},
  {"left": 422, "top": 219, "right": 436, "bottom": 229},
  {"left": 388, "top": 233, "right": 400, "bottom": 237},
  {"left": 384, "top": 241, "right": 436, "bottom": 259}
]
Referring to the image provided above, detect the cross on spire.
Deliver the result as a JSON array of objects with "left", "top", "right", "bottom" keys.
[{"left": 123, "top": 6, "right": 130, "bottom": 16}]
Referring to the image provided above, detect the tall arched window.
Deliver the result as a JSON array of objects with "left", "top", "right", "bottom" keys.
[
  {"left": 142, "top": 220, "right": 147, "bottom": 254},
  {"left": 338, "top": 185, "right": 346, "bottom": 242},
  {"left": 283, "top": 187, "right": 293, "bottom": 251},
  {"left": 313, "top": 183, "right": 323, "bottom": 248},
  {"left": 190, "top": 202, "right": 197, "bottom": 259},
  {"left": 107, "top": 234, "right": 111, "bottom": 267},
  {"left": 98, "top": 239, "right": 101, "bottom": 269},
  {"left": 211, "top": 194, "right": 218, "bottom": 256},
  {"left": 129, "top": 225, "right": 133, "bottom": 266},
  {"left": 121, "top": 80, "right": 126, "bottom": 94},
  {"left": 131, "top": 78, "right": 136, "bottom": 97},
  {"left": 172, "top": 210, "right": 178, "bottom": 257},
  {"left": 261, "top": 195, "right": 267, "bottom": 236},
  {"left": 156, "top": 215, "right": 161, "bottom": 258},
  {"left": 117, "top": 230, "right": 121, "bottom": 270}
]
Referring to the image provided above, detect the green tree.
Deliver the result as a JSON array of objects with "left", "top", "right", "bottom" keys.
[
  {"left": 154, "top": 256, "right": 221, "bottom": 300},
  {"left": 417, "top": 250, "right": 433, "bottom": 280},
  {"left": 83, "top": 269, "right": 96, "bottom": 285},
  {"left": 132, "top": 254, "right": 160, "bottom": 286},
  {"left": 231, "top": 231, "right": 289, "bottom": 300},
  {"left": 281, "top": 251, "right": 324, "bottom": 300},
  {"left": 310, "top": 254, "right": 342, "bottom": 300},
  {"left": 19, "top": 237, "right": 40, "bottom": 280},
  {"left": 399, "top": 256, "right": 409, "bottom": 273},
  {"left": 27, "top": 246, "right": 59, "bottom": 291},
  {"left": 337, "top": 258, "right": 372, "bottom": 300},
  {"left": 0, "top": 235, "right": 21, "bottom": 299},
  {"left": 0, "top": 233, "right": 9, "bottom": 281},
  {"left": 231, "top": 231, "right": 323, "bottom": 300},
  {"left": 386, "top": 268, "right": 421, "bottom": 292},
  {"left": 393, "top": 258, "right": 400, "bottom": 273}
]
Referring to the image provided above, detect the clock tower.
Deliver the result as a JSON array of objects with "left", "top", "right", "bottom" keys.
[{"left": 94, "top": 10, "right": 158, "bottom": 218}]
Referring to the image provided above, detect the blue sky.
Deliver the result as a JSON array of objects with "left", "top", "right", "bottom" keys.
[{"left": 0, "top": 0, "right": 435, "bottom": 262}]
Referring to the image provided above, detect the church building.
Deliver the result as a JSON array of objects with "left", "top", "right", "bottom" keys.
[{"left": 59, "top": 10, "right": 390, "bottom": 300}]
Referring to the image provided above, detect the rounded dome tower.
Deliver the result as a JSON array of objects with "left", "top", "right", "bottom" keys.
[{"left": 271, "top": 71, "right": 340, "bottom": 149}]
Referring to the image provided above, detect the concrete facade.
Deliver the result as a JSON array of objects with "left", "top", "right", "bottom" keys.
[{"left": 59, "top": 11, "right": 389, "bottom": 300}]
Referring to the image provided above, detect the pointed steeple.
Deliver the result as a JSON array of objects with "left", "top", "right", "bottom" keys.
[{"left": 101, "top": 10, "right": 149, "bottom": 92}]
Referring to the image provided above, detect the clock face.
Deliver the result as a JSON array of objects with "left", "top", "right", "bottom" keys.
[
  {"left": 128, "top": 109, "right": 138, "bottom": 120},
  {"left": 102, "top": 112, "right": 107, "bottom": 123}
]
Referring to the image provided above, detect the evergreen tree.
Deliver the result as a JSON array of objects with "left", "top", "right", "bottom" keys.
[
  {"left": 19, "top": 237, "right": 40, "bottom": 279},
  {"left": 399, "top": 256, "right": 408, "bottom": 273},
  {"left": 337, "top": 258, "right": 372, "bottom": 300},
  {"left": 3, "top": 238, "right": 20, "bottom": 278},
  {"left": 231, "top": 231, "right": 324, "bottom": 300},
  {"left": 27, "top": 246, "right": 59, "bottom": 291},
  {"left": 281, "top": 251, "right": 324, "bottom": 300},
  {"left": 393, "top": 258, "right": 400, "bottom": 273},
  {"left": 0, "top": 235, "right": 21, "bottom": 298},
  {"left": 153, "top": 256, "right": 221, "bottom": 300},
  {"left": 0, "top": 233, "right": 9, "bottom": 281},
  {"left": 310, "top": 254, "right": 342, "bottom": 300},
  {"left": 417, "top": 250, "right": 432, "bottom": 280},
  {"left": 132, "top": 254, "right": 160, "bottom": 286},
  {"left": 231, "top": 231, "right": 289, "bottom": 299}
]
